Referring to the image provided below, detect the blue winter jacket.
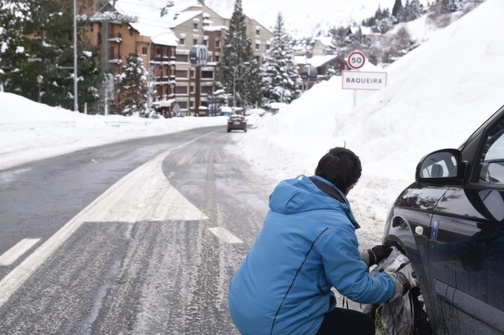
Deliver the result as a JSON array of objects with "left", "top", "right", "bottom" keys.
[{"left": 228, "top": 175, "right": 396, "bottom": 335}]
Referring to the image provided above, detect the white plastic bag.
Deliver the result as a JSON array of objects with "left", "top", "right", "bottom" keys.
[{"left": 363, "top": 247, "right": 415, "bottom": 335}]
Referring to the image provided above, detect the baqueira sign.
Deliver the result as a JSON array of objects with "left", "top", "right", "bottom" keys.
[{"left": 342, "top": 70, "right": 387, "bottom": 90}]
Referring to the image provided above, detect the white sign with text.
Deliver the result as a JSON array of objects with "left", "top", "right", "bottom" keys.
[{"left": 342, "top": 71, "right": 387, "bottom": 90}]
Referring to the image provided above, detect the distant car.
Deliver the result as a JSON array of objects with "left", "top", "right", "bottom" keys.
[
  {"left": 383, "top": 105, "right": 504, "bottom": 334},
  {"left": 227, "top": 114, "right": 247, "bottom": 132}
]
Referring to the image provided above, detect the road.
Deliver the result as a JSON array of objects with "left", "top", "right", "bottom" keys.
[{"left": 0, "top": 126, "right": 271, "bottom": 334}]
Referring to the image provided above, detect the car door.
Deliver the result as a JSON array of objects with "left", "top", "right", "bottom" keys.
[{"left": 428, "top": 116, "right": 504, "bottom": 334}]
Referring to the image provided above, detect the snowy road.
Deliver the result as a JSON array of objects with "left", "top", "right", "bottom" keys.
[{"left": 0, "top": 127, "right": 269, "bottom": 334}]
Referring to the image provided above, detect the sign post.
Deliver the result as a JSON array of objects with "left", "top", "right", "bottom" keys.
[{"left": 344, "top": 51, "right": 387, "bottom": 107}]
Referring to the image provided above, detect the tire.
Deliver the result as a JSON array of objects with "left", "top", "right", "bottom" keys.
[
  {"left": 410, "top": 288, "right": 432, "bottom": 335},
  {"left": 368, "top": 288, "right": 432, "bottom": 335}
]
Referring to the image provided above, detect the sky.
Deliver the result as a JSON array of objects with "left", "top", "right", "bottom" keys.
[{"left": 1, "top": 0, "right": 502, "bottom": 249}]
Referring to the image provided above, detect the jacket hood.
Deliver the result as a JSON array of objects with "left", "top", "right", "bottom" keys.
[{"left": 269, "top": 175, "right": 358, "bottom": 227}]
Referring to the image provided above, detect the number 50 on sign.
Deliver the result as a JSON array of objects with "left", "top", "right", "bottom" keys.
[{"left": 347, "top": 51, "right": 366, "bottom": 70}]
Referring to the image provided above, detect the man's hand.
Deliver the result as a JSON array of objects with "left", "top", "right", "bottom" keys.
[
  {"left": 369, "top": 245, "right": 393, "bottom": 265},
  {"left": 387, "top": 263, "right": 418, "bottom": 302},
  {"left": 361, "top": 245, "right": 393, "bottom": 266}
]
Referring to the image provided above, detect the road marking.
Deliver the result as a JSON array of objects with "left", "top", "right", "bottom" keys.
[
  {"left": 208, "top": 227, "right": 243, "bottom": 244},
  {"left": 0, "top": 238, "right": 40, "bottom": 266},
  {"left": 0, "top": 149, "right": 209, "bottom": 307}
]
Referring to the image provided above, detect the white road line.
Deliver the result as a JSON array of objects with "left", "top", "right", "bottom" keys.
[
  {"left": 0, "top": 146, "right": 210, "bottom": 308},
  {"left": 208, "top": 227, "right": 243, "bottom": 244},
  {"left": 0, "top": 238, "right": 40, "bottom": 266}
]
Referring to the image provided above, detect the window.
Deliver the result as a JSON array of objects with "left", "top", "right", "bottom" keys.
[
  {"left": 477, "top": 118, "right": 504, "bottom": 184},
  {"left": 202, "top": 86, "right": 213, "bottom": 94},
  {"left": 193, "top": 23, "right": 198, "bottom": 30},
  {"left": 175, "top": 86, "right": 188, "bottom": 94},
  {"left": 142, "top": 47, "right": 147, "bottom": 55},
  {"left": 215, "top": 55, "right": 220, "bottom": 62},
  {"left": 175, "top": 70, "right": 188, "bottom": 78},
  {"left": 201, "top": 70, "right": 213, "bottom": 79},
  {"left": 255, "top": 43, "right": 259, "bottom": 50},
  {"left": 180, "top": 38, "right": 185, "bottom": 45},
  {"left": 215, "top": 39, "right": 220, "bottom": 48},
  {"left": 175, "top": 54, "right": 188, "bottom": 62}
]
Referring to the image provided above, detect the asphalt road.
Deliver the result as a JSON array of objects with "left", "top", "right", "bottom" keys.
[{"left": 0, "top": 126, "right": 270, "bottom": 334}]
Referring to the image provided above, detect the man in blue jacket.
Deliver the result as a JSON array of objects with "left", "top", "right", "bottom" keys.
[{"left": 228, "top": 147, "right": 416, "bottom": 335}]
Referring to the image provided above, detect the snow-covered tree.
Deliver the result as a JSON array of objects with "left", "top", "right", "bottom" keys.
[
  {"left": 396, "top": 0, "right": 423, "bottom": 22},
  {"left": 0, "top": 1, "right": 31, "bottom": 93},
  {"left": 115, "top": 53, "right": 149, "bottom": 117},
  {"left": 0, "top": 0, "right": 101, "bottom": 111},
  {"left": 217, "top": 0, "right": 261, "bottom": 109},
  {"left": 441, "top": 0, "right": 464, "bottom": 13},
  {"left": 260, "top": 12, "right": 301, "bottom": 104}
]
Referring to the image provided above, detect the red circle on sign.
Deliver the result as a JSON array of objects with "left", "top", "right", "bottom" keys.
[{"left": 348, "top": 51, "right": 366, "bottom": 70}]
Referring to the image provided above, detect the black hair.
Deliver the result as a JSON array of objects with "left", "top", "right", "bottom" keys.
[{"left": 315, "top": 147, "right": 362, "bottom": 192}]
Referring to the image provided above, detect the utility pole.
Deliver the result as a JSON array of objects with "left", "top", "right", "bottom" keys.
[{"left": 73, "top": 0, "right": 78, "bottom": 112}]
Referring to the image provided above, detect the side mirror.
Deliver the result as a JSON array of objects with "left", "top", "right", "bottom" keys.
[{"left": 415, "top": 149, "right": 463, "bottom": 182}]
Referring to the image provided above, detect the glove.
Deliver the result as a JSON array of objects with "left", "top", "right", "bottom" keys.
[
  {"left": 361, "top": 245, "right": 392, "bottom": 266},
  {"left": 387, "top": 263, "right": 418, "bottom": 302}
]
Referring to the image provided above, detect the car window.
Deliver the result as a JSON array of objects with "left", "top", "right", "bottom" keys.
[
  {"left": 229, "top": 115, "right": 244, "bottom": 121},
  {"left": 477, "top": 118, "right": 504, "bottom": 184}
]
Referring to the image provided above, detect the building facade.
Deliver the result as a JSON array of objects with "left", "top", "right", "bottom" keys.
[
  {"left": 168, "top": 4, "right": 273, "bottom": 115},
  {"left": 77, "top": 0, "right": 273, "bottom": 117}
]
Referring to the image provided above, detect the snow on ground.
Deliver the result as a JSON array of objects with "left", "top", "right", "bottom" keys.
[{"left": 1, "top": 0, "right": 503, "bottom": 249}]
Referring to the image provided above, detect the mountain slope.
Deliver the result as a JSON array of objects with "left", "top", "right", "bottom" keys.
[{"left": 174, "top": 0, "right": 430, "bottom": 37}]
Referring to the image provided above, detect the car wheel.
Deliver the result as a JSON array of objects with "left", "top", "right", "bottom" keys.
[
  {"left": 227, "top": 128, "right": 231, "bottom": 132},
  {"left": 367, "top": 289, "right": 431, "bottom": 335},
  {"left": 244, "top": 128, "right": 247, "bottom": 132},
  {"left": 410, "top": 288, "right": 432, "bottom": 335},
  {"left": 367, "top": 277, "right": 432, "bottom": 335}
]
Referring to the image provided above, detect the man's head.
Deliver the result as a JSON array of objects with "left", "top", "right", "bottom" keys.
[{"left": 315, "top": 147, "right": 362, "bottom": 194}]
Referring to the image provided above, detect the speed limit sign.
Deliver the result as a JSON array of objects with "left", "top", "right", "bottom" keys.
[{"left": 347, "top": 51, "right": 366, "bottom": 70}]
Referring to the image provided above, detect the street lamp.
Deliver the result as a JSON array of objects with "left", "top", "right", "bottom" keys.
[
  {"left": 36, "top": 75, "right": 43, "bottom": 103},
  {"left": 73, "top": 0, "right": 78, "bottom": 112}
]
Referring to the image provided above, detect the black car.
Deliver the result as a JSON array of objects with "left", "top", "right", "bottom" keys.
[
  {"left": 383, "top": 105, "right": 504, "bottom": 334},
  {"left": 227, "top": 114, "right": 247, "bottom": 132}
]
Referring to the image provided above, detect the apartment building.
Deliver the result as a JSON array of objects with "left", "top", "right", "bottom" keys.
[{"left": 77, "top": 0, "right": 273, "bottom": 117}]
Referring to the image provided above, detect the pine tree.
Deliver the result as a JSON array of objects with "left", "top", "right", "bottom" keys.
[
  {"left": 217, "top": 0, "right": 260, "bottom": 110},
  {"left": 441, "top": 0, "right": 463, "bottom": 13},
  {"left": 0, "top": 0, "right": 101, "bottom": 111},
  {"left": 392, "top": 0, "right": 404, "bottom": 22},
  {"left": 260, "top": 12, "right": 301, "bottom": 104},
  {"left": 115, "top": 53, "right": 149, "bottom": 117},
  {"left": 0, "top": 1, "right": 31, "bottom": 93}
]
